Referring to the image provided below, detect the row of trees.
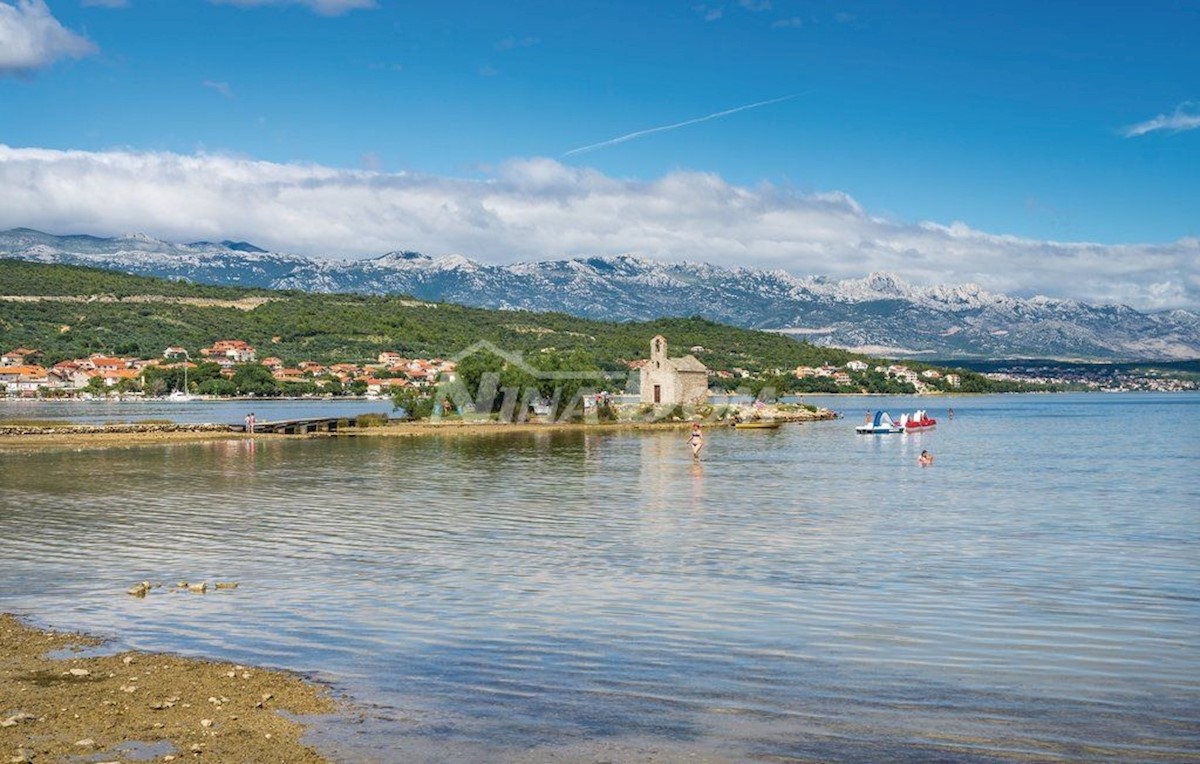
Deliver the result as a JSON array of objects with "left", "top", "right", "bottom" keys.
[
  {"left": 715, "top": 370, "right": 920, "bottom": 397},
  {"left": 140, "top": 362, "right": 369, "bottom": 397}
]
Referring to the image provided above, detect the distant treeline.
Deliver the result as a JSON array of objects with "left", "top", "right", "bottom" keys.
[{"left": 934, "top": 358, "right": 1200, "bottom": 375}]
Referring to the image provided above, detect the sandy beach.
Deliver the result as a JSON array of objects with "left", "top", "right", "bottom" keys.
[{"left": 1, "top": 613, "right": 336, "bottom": 763}]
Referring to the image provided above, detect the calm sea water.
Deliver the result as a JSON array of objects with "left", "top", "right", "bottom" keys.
[
  {"left": 0, "top": 396, "right": 394, "bottom": 425},
  {"left": 2, "top": 393, "right": 1198, "bottom": 762}
]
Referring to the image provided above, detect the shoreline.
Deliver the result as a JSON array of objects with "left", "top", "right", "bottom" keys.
[
  {"left": 0, "top": 612, "right": 336, "bottom": 763},
  {"left": 0, "top": 426, "right": 248, "bottom": 451},
  {"left": 0, "top": 408, "right": 837, "bottom": 450}
]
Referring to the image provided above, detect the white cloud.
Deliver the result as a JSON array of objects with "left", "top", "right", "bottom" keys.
[
  {"left": 0, "top": 0, "right": 97, "bottom": 74},
  {"left": 202, "top": 79, "right": 234, "bottom": 98},
  {"left": 209, "top": 0, "right": 376, "bottom": 15},
  {"left": 1123, "top": 103, "right": 1200, "bottom": 137},
  {"left": 0, "top": 144, "right": 1196, "bottom": 311}
]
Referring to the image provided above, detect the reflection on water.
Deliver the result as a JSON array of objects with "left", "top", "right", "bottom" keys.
[{"left": 2, "top": 393, "right": 1199, "bottom": 762}]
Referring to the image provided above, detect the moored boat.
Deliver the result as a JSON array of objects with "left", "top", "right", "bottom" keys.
[
  {"left": 898, "top": 409, "right": 937, "bottom": 430},
  {"left": 856, "top": 410, "right": 903, "bottom": 434},
  {"left": 734, "top": 419, "right": 781, "bottom": 429}
]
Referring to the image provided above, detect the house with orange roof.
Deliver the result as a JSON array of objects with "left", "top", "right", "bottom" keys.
[
  {"left": 201, "top": 339, "right": 256, "bottom": 365},
  {"left": 364, "top": 377, "right": 408, "bottom": 396},
  {"left": 272, "top": 368, "right": 306, "bottom": 383},
  {"left": 48, "top": 363, "right": 91, "bottom": 390},
  {"left": 2, "top": 348, "right": 40, "bottom": 367},
  {"left": 403, "top": 367, "right": 446, "bottom": 387},
  {"left": 87, "top": 355, "right": 127, "bottom": 373},
  {"left": 99, "top": 368, "right": 141, "bottom": 387},
  {"left": 0, "top": 365, "right": 48, "bottom": 395}
]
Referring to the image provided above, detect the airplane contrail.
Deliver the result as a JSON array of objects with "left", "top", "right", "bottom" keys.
[{"left": 561, "top": 93, "right": 802, "bottom": 157}]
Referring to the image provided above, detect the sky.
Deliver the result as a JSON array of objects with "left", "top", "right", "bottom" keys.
[{"left": 1, "top": 0, "right": 1198, "bottom": 312}]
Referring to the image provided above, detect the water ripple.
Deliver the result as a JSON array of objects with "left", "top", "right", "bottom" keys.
[{"left": 2, "top": 393, "right": 1199, "bottom": 761}]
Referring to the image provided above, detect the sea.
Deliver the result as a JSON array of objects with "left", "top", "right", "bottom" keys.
[{"left": 1, "top": 392, "right": 1197, "bottom": 762}]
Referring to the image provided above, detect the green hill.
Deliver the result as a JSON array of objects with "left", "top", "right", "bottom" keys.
[{"left": 0, "top": 261, "right": 855, "bottom": 373}]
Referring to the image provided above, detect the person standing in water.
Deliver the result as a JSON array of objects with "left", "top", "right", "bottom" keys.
[
  {"left": 687, "top": 423, "right": 704, "bottom": 459},
  {"left": 918, "top": 450, "right": 933, "bottom": 466}
]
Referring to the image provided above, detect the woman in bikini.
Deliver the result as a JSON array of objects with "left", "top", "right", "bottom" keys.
[{"left": 687, "top": 423, "right": 704, "bottom": 458}]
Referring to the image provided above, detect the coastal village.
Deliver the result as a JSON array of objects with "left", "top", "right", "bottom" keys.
[
  {"left": 0, "top": 340, "right": 458, "bottom": 399},
  {"left": 0, "top": 334, "right": 971, "bottom": 402},
  {"left": 2, "top": 336, "right": 1192, "bottom": 399}
]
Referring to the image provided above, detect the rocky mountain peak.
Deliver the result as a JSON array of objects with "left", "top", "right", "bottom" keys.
[{"left": 1, "top": 227, "right": 1197, "bottom": 361}]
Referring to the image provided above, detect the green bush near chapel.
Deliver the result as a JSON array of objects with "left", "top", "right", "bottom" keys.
[{"left": 391, "top": 388, "right": 435, "bottom": 421}]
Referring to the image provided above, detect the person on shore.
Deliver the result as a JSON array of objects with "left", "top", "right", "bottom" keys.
[
  {"left": 687, "top": 423, "right": 704, "bottom": 459},
  {"left": 918, "top": 449, "right": 933, "bottom": 466}
]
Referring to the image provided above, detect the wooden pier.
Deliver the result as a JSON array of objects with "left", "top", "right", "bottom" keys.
[{"left": 236, "top": 415, "right": 381, "bottom": 435}]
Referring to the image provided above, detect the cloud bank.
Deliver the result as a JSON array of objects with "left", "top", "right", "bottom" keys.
[
  {"left": 0, "top": 0, "right": 96, "bottom": 74},
  {"left": 0, "top": 144, "right": 1196, "bottom": 312}
]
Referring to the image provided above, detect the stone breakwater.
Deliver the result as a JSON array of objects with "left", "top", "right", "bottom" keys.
[{"left": 0, "top": 423, "right": 235, "bottom": 437}]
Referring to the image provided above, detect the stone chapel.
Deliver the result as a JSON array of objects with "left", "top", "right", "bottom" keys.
[{"left": 639, "top": 335, "right": 709, "bottom": 405}]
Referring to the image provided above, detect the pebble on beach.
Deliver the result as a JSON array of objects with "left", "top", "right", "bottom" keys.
[{"left": 1, "top": 613, "right": 336, "bottom": 763}]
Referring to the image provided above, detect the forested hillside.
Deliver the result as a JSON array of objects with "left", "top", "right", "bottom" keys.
[{"left": 0, "top": 261, "right": 856, "bottom": 373}]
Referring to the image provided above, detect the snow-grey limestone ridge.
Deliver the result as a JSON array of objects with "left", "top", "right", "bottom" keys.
[{"left": 3, "top": 228, "right": 1197, "bottom": 361}]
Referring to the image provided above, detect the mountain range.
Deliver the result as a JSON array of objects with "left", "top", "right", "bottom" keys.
[{"left": 2, "top": 227, "right": 1198, "bottom": 361}]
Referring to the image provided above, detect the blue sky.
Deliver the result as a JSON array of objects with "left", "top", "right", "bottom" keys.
[{"left": 2, "top": 0, "right": 1199, "bottom": 311}]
